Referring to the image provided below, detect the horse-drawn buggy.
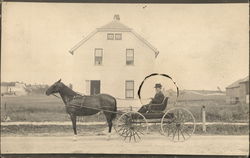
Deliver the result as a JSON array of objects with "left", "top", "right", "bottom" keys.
[
  {"left": 114, "top": 97, "right": 195, "bottom": 142},
  {"left": 46, "top": 74, "right": 196, "bottom": 143}
]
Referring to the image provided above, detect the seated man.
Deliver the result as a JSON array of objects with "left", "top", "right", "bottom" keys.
[{"left": 138, "top": 83, "right": 165, "bottom": 113}]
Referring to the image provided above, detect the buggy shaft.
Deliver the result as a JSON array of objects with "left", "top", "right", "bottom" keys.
[{"left": 66, "top": 103, "right": 124, "bottom": 115}]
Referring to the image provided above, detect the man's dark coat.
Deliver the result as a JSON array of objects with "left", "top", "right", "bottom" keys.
[{"left": 151, "top": 91, "right": 165, "bottom": 104}]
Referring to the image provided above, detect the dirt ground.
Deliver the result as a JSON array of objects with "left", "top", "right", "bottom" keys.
[{"left": 1, "top": 134, "right": 248, "bottom": 155}]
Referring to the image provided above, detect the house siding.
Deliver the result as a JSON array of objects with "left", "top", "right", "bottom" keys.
[
  {"left": 239, "top": 81, "right": 249, "bottom": 103},
  {"left": 226, "top": 87, "right": 240, "bottom": 104},
  {"left": 70, "top": 31, "right": 156, "bottom": 106},
  {"left": 226, "top": 80, "right": 249, "bottom": 104}
]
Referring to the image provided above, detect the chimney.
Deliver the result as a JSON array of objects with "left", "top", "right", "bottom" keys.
[{"left": 113, "top": 14, "right": 120, "bottom": 21}]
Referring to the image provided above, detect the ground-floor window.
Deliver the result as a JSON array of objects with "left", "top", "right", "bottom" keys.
[{"left": 125, "top": 80, "right": 134, "bottom": 99}]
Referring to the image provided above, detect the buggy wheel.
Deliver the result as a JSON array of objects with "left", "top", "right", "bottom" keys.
[
  {"left": 161, "top": 107, "right": 195, "bottom": 142},
  {"left": 115, "top": 111, "right": 148, "bottom": 142}
]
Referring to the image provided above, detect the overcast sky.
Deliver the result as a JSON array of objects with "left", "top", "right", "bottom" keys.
[{"left": 1, "top": 3, "right": 249, "bottom": 90}]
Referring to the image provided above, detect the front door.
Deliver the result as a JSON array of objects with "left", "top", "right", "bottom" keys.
[{"left": 90, "top": 80, "right": 100, "bottom": 95}]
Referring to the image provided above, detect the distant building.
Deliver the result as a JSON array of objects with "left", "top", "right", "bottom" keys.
[
  {"left": 1, "top": 82, "right": 27, "bottom": 96},
  {"left": 68, "top": 15, "right": 159, "bottom": 106},
  {"left": 226, "top": 76, "right": 249, "bottom": 104}
]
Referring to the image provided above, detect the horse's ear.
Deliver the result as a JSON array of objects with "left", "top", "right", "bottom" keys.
[{"left": 58, "top": 79, "right": 61, "bottom": 83}]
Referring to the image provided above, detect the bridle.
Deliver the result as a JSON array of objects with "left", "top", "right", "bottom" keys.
[{"left": 52, "top": 93, "right": 61, "bottom": 99}]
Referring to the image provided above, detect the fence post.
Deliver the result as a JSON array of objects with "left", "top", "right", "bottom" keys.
[
  {"left": 202, "top": 105, "right": 206, "bottom": 132},
  {"left": 4, "top": 102, "right": 11, "bottom": 121},
  {"left": 4, "top": 103, "right": 7, "bottom": 119},
  {"left": 4, "top": 102, "right": 7, "bottom": 113}
]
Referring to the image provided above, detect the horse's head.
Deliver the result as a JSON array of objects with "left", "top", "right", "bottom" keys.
[{"left": 46, "top": 79, "right": 63, "bottom": 96}]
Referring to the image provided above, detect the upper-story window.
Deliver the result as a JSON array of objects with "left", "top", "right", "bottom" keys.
[
  {"left": 94, "top": 48, "right": 103, "bottom": 65},
  {"left": 126, "top": 49, "right": 134, "bottom": 65},
  {"left": 107, "top": 33, "right": 114, "bottom": 40},
  {"left": 107, "top": 33, "right": 122, "bottom": 40},
  {"left": 115, "top": 33, "right": 122, "bottom": 40}
]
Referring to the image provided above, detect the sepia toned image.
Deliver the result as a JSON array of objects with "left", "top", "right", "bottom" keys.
[{"left": 1, "top": 2, "right": 249, "bottom": 156}]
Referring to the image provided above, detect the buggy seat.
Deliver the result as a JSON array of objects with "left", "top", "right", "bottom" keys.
[
  {"left": 142, "top": 97, "right": 169, "bottom": 119},
  {"left": 148, "top": 97, "right": 169, "bottom": 113}
]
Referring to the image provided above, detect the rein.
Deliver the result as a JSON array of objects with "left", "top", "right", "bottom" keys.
[{"left": 52, "top": 93, "right": 61, "bottom": 99}]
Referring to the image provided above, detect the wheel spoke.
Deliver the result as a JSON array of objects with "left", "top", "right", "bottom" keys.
[
  {"left": 161, "top": 108, "right": 195, "bottom": 142},
  {"left": 117, "top": 112, "right": 148, "bottom": 142},
  {"left": 172, "top": 128, "right": 177, "bottom": 140},
  {"left": 124, "top": 130, "right": 130, "bottom": 141},
  {"left": 123, "top": 129, "right": 130, "bottom": 140},
  {"left": 136, "top": 128, "right": 144, "bottom": 135},
  {"left": 171, "top": 124, "right": 176, "bottom": 137},
  {"left": 182, "top": 126, "right": 191, "bottom": 137},
  {"left": 163, "top": 123, "right": 172, "bottom": 136},
  {"left": 135, "top": 131, "right": 141, "bottom": 140},
  {"left": 120, "top": 125, "right": 128, "bottom": 133},
  {"left": 133, "top": 131, "right": 137, "bottom": 142},
  {"left": 167, "top": 127, "right": 171, "bottom": 136},
  {"left": 183, "top": 130, "right": 191, "bottom": 137},
  {"left": 180, "top": 129, "right": 186, "bottom": 140},
  {"left": 129, "top": 130, "right": 132, "bottom": 142},
  {"left": 177, "top": 128, "right": 180, "bottom": 141},
  {"left": 117, "top": 125, "right": 126, "bottom": 133},
  {"left": 122, "top": 127, "right": 129, "bottom": 136}
]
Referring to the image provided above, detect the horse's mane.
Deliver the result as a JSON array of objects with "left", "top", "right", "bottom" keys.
[{"left": 60, "top": 82, "right": 80, "bottom": 97}]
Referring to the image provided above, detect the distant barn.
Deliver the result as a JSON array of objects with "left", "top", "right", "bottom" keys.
[{"left": 226, "top": 76, "right": 249, "bottom": 104}]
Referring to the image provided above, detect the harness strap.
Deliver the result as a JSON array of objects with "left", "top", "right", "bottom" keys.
[
  {"left": 52, "top": 93, "right": 122, "bottom": 115},
  {"left": 72, "top": 95, "right": 86, "bottom": 107},
  {"left": 52, "top": 94, "right": 61, "bottom": 99},
  {"left": 66, "top": 103, "right": 123, "bottom": 115}
]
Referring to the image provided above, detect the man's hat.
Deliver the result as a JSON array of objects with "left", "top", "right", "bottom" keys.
[{"left": 154, "top": 83, "right": 162, "bottom": 88}]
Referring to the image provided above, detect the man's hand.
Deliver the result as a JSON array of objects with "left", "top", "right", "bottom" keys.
[{"left": 148, "top": 104, "right": 152, "bottom": 111}]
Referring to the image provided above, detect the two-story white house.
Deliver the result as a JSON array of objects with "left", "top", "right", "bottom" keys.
[{"left": 69, "top": 15, "right": 159, "bottom": 107}]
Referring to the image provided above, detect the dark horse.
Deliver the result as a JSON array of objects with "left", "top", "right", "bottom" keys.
[{"left": 45, "top": 79, "right": 117, "bottom": 139}]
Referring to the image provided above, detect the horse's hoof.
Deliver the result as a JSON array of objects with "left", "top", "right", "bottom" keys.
[
  {"left": 73, "top": 135, "right": 77, "bottom": 141},
  {"left": 106, "top": 133, "right": 111, "bottom": 141}
]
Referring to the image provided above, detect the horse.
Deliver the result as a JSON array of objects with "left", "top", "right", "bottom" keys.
[{"left": 45, "top": 79, "right": 117, "bottom": 140}]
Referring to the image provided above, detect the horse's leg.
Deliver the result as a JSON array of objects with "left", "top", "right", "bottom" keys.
[
  {"left": 70, "top": 114, "right": 77, "bottom": 141},
  {"left": 103, "top": 112, "right": 113, "bottom": 140}
]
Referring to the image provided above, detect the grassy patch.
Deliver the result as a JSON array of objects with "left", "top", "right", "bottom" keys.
[
  {"left": 1, "top": 95, "right": 249, "bottom": 123},
  {"left": 175, "top": 100, "right": 249, "bottom": 122},
  {"left": 194, "top": 124, "right": 249, "bottom": 135},
  {"left": 190, "top": 103, "right": 249, "bottom": 122},
  {"left": 1, "top": 95, "right": 66, "bottom": 121}
]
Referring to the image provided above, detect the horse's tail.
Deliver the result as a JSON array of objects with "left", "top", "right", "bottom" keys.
[{"left": 111, "top": 97, "right": 117, "bottom": 120}]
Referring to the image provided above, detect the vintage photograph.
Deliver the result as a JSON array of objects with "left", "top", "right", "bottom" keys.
[{"left": 1, "top": 2, "right": 249, "bottom": 155}]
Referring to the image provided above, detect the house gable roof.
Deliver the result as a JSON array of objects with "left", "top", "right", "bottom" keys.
[
  {"left": 69, "top": 15, "right": 159, "bottom": 57},
  {"left": 226, "top": 76, "right": 249, "bottom": 89},
  {"left": 97, "top": 20, "right": 132, "bottom": 32},
  {"left": 239, "top": 76, "right": 249, "bottom": 83}
]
